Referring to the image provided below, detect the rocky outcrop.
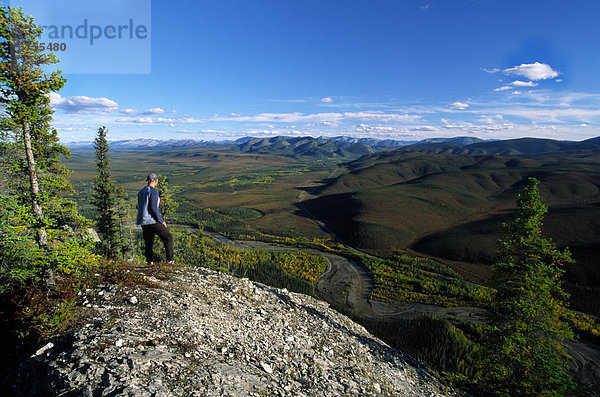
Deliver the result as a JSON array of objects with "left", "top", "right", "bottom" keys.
[{"left": 11, "top": 266, "right": 452, "bottom": 396}]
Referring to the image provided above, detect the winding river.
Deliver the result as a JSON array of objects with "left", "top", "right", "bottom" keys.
[
  {"left": 209, "top": 233, "right": 599, "bottom": 384},
  {"left": 209, "top": 234, "right": 487, "bottom": 323}
]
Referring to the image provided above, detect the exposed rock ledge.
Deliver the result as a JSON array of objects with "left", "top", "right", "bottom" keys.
[{"left": 11, "top": 266, "right": 452, "bottom": 396}]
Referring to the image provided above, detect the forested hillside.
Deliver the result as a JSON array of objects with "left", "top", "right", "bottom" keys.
[{"left": 302, "top": 150, "right": 600, "bottom": 314}]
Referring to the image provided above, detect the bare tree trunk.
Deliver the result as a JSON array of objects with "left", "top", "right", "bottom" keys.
[{"left": 22, "top": 120, "right": 47, "bottom": 247}]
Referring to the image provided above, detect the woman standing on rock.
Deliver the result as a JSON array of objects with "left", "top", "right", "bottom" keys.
[{"left": 136, "top": 173, "right": 174, "bottom": 264}]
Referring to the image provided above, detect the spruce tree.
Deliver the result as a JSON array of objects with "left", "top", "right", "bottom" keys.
[
  {"left": 157, "top": 175, "right": 179, "bottom": 219},
  {"left": 484, "top": 177, "right": 574, "bottom": 396},
  {"left": 0, "top": 6, "right": 95, "bottom": 287},
  {"left": 91, "top": 126, "right": 128, "bottom": 260},
  {"left": 0, "top": 6, "right": 66, "bottom": 247}
]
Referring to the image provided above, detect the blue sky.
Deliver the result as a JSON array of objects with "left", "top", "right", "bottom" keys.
[{"left": 11, "top": 0, "right": 600, "bottom": 142}]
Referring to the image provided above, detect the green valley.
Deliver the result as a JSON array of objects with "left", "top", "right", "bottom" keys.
[
  {"left": 63, "top": 136, "right": 600, "bottom": 316},
  {"left": 60, "top": 135, "right": 600, "bottom": 395},
  {"left": 301, "top": 149, "right": 600, "bottom": 315}
]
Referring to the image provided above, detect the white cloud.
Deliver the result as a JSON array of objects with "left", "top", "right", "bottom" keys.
[
  {"left": 50, "top": 88, "right": 600, "bottom": 144},
  {"left": 448, "top": 101, "right": 469, "bottom": 110},
  {"left": 494, "top": 80, "right": 538, "bottom": 92},
  {"left": 343, "top": 111, "right": 421, "bottom": 122},
  {"left": 511, "top": 80, "right": 538, "bottom": 87},
  {"left": 321, "top": 97, "right": 333, "bottom": 103},
  {"left": 49, "top": 93, "right": 119, "bottom": 114},
  {"left": 115, "top": 116, "right": 205, "bottom": 124},
  {"left": 502, "top": 62, "right": 559, "bottom": 81},
  {"left": 215, "top": 111, "right": 420, "bottom": 124},
  {"left": 499, "top": 107, "right": 600, "bottom": 123},
  {"left": 354, "top": 124, "right": 420, "bottom": 138},
  {"left": 217, "top": 112, "right": 343, "bottom": 123},
  {"left": 479, "top": 114, "right": 503, "bottom": 124},
  {"left": 50, "top": 94, "right": 174, "bottom": 119},
  {"left": 142, "top": 107, "right": 165, "bottom": 114},
  {"left": 410, "top": 126, "right": 439, "bottom": 132},
  {"left": 119, "top": 107, "right": 169, "bottom": 116},
  {"left": 306, "top": 121, "right": 340, "bottom": 128},
  {"left": 547, "top": 92, "right": 600, "bottom": 107},
  {"left": 482, "top": 67, "right": 501, "bottom": 74}
]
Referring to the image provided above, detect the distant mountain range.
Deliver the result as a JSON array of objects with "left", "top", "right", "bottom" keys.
[
  {"left": 230, "top": 136, "right": 377, "bottom": 159},
  {"left": 396, "top": 136, "right": 600, "bottom": 156},
  {"left": 66, "top": 135, "right": 600, "bottom": 160},
  {"left": 66, "top": 136, "right": 411, "bottom": 159},
  {"left": 67, "top": 138, "right": 226, "bottom": 150}
]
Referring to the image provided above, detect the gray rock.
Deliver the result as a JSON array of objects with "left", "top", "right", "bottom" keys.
[
  {"left": 12, "top": 266, "right": 453, "bottom": 396},
  {"left": 260, "top": 362, "right": 273, "bottom": 374},
  {"left": 32, "top": 342, "right": 54, "bottom": 357}
]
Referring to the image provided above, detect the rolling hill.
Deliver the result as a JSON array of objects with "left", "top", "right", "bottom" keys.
[
  {"left": 66, "top": 135, "right": 600, "bottom": 159},
  {"left": 396, "top": 136, "right": 600, "bottom": 156},
  {"left": 230, "top": 136, "right": 376, "bottom": 159},
  {"left": 65, "top": 135, "right": 438, "bottom": 160},
  {"left": 64, "top": 134, "right": 600, "bottom": 314},
  {"left": 301, "top": 148, "right": 600, "bottom": 314},
  {"left": 68, "top": 136, "right": 398, "bottom": 160}
]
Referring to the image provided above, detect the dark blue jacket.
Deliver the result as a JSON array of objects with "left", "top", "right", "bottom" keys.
[{"left": 136, "top": 185, "right": 164, "bottom": 225}]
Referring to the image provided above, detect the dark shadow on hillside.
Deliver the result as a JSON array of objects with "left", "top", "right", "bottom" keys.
[
  {"left": 559, "top": 240, "right": 600, "bottom": 316},
  {"left": 293, "top": 177, "right": 341, "bottom": 197},
  {"left": 295, "top": 193, "right": 364, "bottom": 245},
  {"left": 410, "top": 213, "right": 511, "bottom": 265},
  {"left": 411, "top": 210, "right": 600, "bottom": 316}
]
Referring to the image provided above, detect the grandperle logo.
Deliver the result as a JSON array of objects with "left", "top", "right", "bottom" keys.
[
  {"left": 35, "top": 17, "right": 151, "bottom": 73},
  {"left": 10, "top": 0, "right": 151, "bottom": 73},
  {"left": 40, "top": 19, "right": 149, "bottom": 46}
]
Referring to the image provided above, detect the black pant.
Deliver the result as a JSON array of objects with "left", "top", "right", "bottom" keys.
[{"left": 141, "top": 223, "right": 174, "bottom": 264}]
